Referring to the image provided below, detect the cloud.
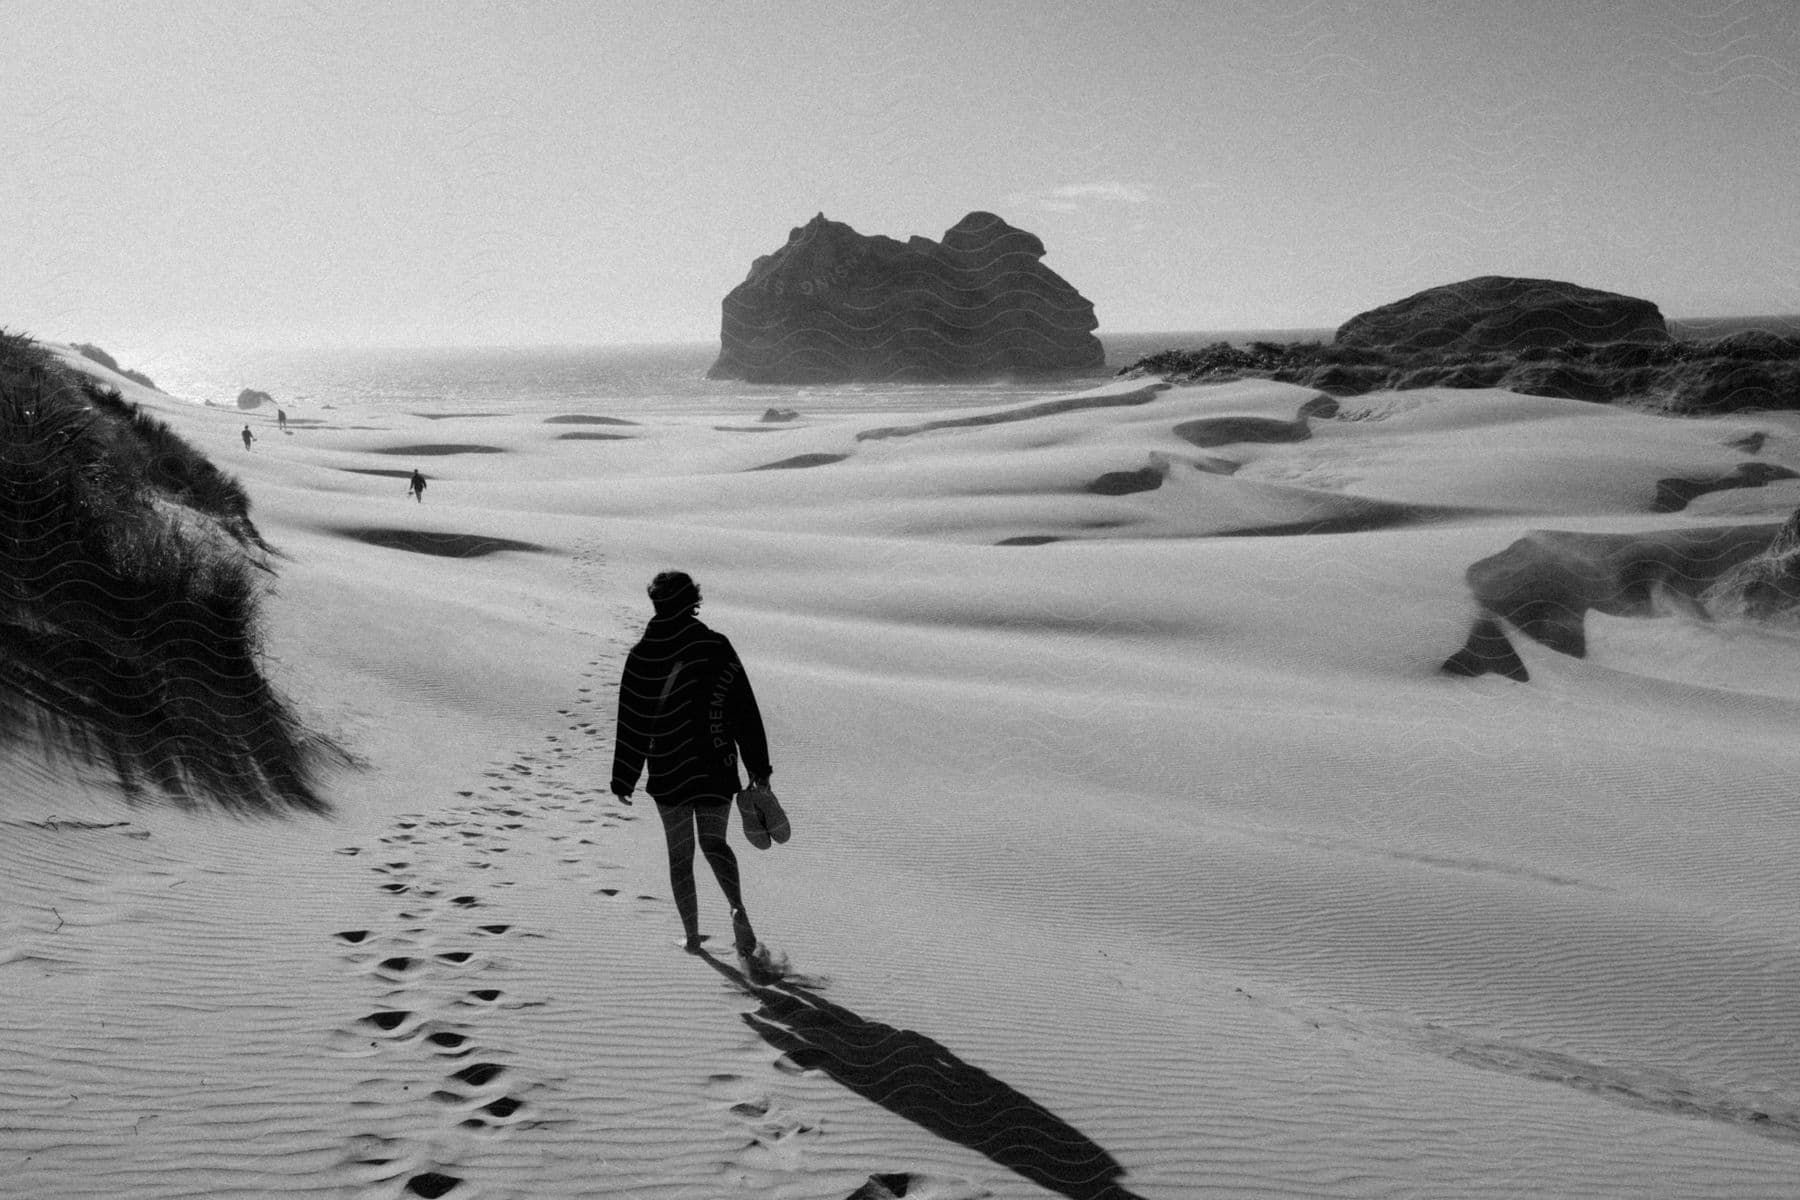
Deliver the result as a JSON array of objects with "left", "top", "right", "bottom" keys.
[{"left": 1003, "top": 181, "right": 1157, "bottom": 214}]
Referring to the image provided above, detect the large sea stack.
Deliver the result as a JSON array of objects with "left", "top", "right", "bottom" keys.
[
  {"left": 1335, "top": 276, "right": 1670, "bottom": 353},
  {"left": 707, "top": 212, "right": 1104, "bottom": 383}
]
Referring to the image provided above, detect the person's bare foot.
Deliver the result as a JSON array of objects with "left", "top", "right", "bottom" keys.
[{"left": 731, "top": 908, "right": 757, "bottom": 957}]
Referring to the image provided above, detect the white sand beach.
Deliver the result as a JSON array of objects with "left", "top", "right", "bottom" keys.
[{"left": 5, "top": 349, "right": 1800, "bottom": 1198}]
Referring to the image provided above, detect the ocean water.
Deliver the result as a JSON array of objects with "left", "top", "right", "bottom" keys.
[
  {"left": 142, "top": 317, "right": 1798, "bottom": 421},
  {"left": 142, "top": 331, "right": 1319, "bottom": 421}
]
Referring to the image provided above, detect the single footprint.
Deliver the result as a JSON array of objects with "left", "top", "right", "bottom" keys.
[
  {"left": 360, "top": 1010, "right": 417, "bottom": 1036},
  {"left": 451, "top": 1061, "right": 508, "bottom": 1087},
  {"left": 847, "top": 1173, "right": 992, "bottom": 1200},
  {"left": 405, "top": 1171, "right": 463, "bottom": 1198}
]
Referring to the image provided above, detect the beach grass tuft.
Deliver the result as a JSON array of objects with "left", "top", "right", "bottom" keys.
[{"left": 0, "top": 329, "right": 345, "bottom": 814}]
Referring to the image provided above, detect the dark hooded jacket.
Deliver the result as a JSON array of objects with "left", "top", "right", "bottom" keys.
[{"left": 611, "top": 614, "right": 771, "bottom": 804}]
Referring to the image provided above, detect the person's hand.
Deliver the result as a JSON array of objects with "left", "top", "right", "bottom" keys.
[{"left": 612, "top": 789, "right": 633, "bottom": 806}]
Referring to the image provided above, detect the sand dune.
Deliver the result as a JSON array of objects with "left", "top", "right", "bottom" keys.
[{"left": 5, "top": 359, "right": 1800, "bottom": 1196}]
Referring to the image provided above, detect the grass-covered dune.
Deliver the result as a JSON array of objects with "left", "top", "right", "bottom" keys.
[
  {"left": 0, "top": 330, "right": 342, "bottom": 813},
  {"left": 69, "top": 341, "right": 160, "bottom": 392},
  {"left": 1121, "top": 330, "right": 1800, "bottom": 414}
]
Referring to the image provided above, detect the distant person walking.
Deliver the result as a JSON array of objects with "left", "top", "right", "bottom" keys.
[
  {"left": 241, "top": 425, "right": 255, "bottom": 450},
  {"left": 612, "top": 571, "right": 773, "bottom": 956},
  {"left": 407, "top": 469, "right": 427, "bottom": 502},
  {"left": 277, "top": 408, "right": 288, "bottom": 432}
]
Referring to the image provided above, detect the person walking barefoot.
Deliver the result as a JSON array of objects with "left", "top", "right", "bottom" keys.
[{"left": 611, "top": 571, "right": 773, "bottom": 956}]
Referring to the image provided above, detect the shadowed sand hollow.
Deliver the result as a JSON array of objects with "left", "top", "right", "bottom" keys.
[
  {"left": 1652, "top": 462, "right": 1798, "bottom": 512},
  {"left": 1086, "top": 464, "right": 1166, "bottom": 495},
  {"left": 370, "top": 444, "right": 505, "bottom": 456},
  {"left": 327, "top": 527, "right": 550, "bottom": 557},
  {"left": 855, "top": 383, "right": 1170, "bottom": 441},
  {"left": 749, "top": 453, "right": 849, "bottom": 470},
  {"left": 1174, "top": 414, "right": 1311, "bottom": 447}
]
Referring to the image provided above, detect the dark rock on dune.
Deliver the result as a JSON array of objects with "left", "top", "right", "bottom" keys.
[
  {"left": 1125, "top": 309, "right": 1800, "bottom": 413},
  {"left": 760, "top": 407, "right": 800, "bottom": 423},
  {"left": 1336, "top": 276, "right": 1669, "bottom": 354},
  {"left": 1305, "top": 363, "right": 1392, "bottom": 396},
  {"left": 1661, "top": 355, "right": 1800, "bottom": 413},
  {"left": 1497, "top": 361, "right": 1616, "bottom": 403},
  {"left": 1705, "top": 330, "right": 1800, "bottom": 361},
  {"left": 1652, "top": 462, "right": 1799, "bottom": 513},
  {"left": 237, "top": 388, "right": 274, "bottom": 410},
  {"left": 1446, "top": 524, "right": 1782, "bottom": 672},
  {"left": 708, "top": 211, "right": 1104, "bottom": 383},
  {"left": 1393, "top": 359, "right": 1510, "bottom": 392}
]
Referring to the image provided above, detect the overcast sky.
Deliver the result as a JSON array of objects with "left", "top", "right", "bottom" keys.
[{"left": 6, "top": 0, "right": 1797, "bottom": 355}]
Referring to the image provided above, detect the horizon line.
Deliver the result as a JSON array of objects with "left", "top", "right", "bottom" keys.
[{"left": 57, "top": 311, "right": 1799, "bottom": 358}]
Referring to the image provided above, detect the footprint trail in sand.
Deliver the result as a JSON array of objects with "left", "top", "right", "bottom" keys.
[
  {"left": 323, "top": 580, "right": 664, "bottom": 1196},
  {"left": 317, "top": 563, "right": 888, "bottom": 1195}
]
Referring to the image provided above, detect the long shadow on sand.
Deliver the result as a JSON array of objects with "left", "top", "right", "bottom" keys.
[{"left": 701, "top": 953, "right": 1146, "bottom": 1200}]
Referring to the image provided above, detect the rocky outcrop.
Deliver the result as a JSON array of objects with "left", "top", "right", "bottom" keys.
[
  {"left": 1336, "top": 276, "right": 1669, "bottom": 354},
  {"left": 708, "top": 212, "right": 1104, "bottom": 383},
  {"left": 237, "top": 388, "right": 273, "bottom": 410}
]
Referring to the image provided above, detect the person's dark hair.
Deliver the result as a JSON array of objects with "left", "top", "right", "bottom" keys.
[{"left": 648, "top": 570, "right": 701, "bottom": 617}]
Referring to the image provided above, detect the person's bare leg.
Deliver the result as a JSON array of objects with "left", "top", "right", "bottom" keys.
[
  {"left": 693, "top": 804, "right": 744, "bottom": 909},
  {"left": 694, "top": 804, "right": 755, "bottom": 953},
  {"left": 656, "top": 802, "right": 702, "bottom": 949}
]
